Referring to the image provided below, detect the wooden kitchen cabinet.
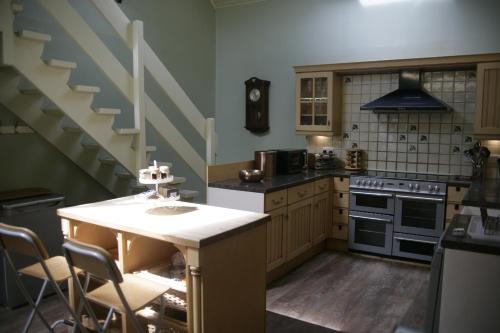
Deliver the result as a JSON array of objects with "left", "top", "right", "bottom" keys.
[
  {"left": 266, "top": 206, "right": 287, "bottom": 271},
  {"left": 331, "top": 177, "right": 350, "bottom": 242},
  {"left": 295, "top": 72, "right": 342, "bottom": 134},
  {"left": 312, "top": 191, "right": 330, "bottom": 244},
  {"left": 287, "top": 198, "right": 314, "bottom": 260},
  {"left": 475, "top": 62, "right": 500, "bottom": 137},
  {"left": 446, "top": 186, "right": 467, "bottom": 226}
]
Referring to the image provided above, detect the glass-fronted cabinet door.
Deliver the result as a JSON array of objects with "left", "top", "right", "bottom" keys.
[{"left": 295, "top": 72, "right": 334, "bottom": 132}]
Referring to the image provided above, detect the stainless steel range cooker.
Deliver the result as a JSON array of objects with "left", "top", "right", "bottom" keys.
[{"left": 348, "top": 175, "right": 446, "bottom": 261}]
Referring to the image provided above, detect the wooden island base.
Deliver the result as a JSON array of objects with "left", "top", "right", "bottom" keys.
[{"left": 58, "top": 197, "right": 268, "bottom": 333}]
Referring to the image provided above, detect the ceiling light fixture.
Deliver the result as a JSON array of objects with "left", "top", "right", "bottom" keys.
[{"left": 359, "top": 0, "right": 411, "bottom": 6}]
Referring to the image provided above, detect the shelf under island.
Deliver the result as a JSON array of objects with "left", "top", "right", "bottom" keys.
[{"left": 57, "top": 196, "right": 269, "bottom": 333}]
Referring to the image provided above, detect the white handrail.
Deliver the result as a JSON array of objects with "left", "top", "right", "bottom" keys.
[
  {"left": 37, "top": 0, "right": 208, "bottom": 181},
  {"left": 131, "top": 20, "right": 146, "bottom": 171},
  {"left": 89, "top": 0, "right": 208, "bottom": 141}
]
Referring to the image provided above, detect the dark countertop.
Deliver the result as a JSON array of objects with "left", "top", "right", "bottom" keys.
[
  {"left": 208, "top": 169, "right": 472, "bottom": 194},
  {"left": 462, "top": 179, "right": 500, "bottom": 209},
  {"left": 208, "top": 169, "right": 358, "bottom": 193},
  {"left": 441, "top": 214, "right": 500, "bottom": 256}
]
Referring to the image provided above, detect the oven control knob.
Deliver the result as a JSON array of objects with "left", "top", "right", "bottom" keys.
[
  {"left": 414, "top": 184, "right": 420, "bottom": 191},
  {"left": 355, "top": 179, "right": 360, "bottom": 185},
  {"left": 379, "top": 182, "right": 384, "bottom": 188},
  {"left": 408, "top": 183, "right": 413, "bottom": 190},
  {"left": 428, "top": 185, "right": 433, "bottom": 192},
  {"left": 434, "top": 185, "right": 440, "bottom": 192},
  {"left": 373, "top": 181, "right": 378, "bottom": 187},
  {"left": 367, "top": 180, "right": 372, "bottom": 186},
  {"left": 362, "top": 180, "right": 366, "bottom": 186}
]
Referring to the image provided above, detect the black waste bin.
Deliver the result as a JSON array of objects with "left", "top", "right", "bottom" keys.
[{"left": 0, "top": 188, "right": 65, "bottom": 308}]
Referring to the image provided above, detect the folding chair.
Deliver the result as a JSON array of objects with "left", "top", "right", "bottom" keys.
[
  {"left": 0, "top": 223, "right": 88, "bottom": 333},
  {"left": 62, "top": 239, "right": 169, "bottom": 333}
]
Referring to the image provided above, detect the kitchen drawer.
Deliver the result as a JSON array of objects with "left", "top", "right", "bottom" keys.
[
  {"left": 333, "top": 177, "right": 349, "bottom": 192},
  {"left": 332, "top": 223, "right": 348, "bottom": 240},
  {"left": 265, "top": 189, "right": 287, "bottom": 212},
  {"left": 288, "top": 182, "right": 314, "bottom": 204},
  {"left": 332, "top": 207, "right": 349, "bottom": 224},
  {"left": 447, "top": 186, "right": 467, "bottom": 203},
  {"left": 332, "top": 191, "right": 349, "bottom": 208},
  {"left": 314, "top": 178, "right": 330, "bottom": 194},
  {"left": 446, "top": 203, "right": 462, "bottom": 220}
]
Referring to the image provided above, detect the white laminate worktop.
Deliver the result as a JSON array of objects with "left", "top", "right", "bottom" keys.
[{"left": 58, "top": 196, "right": 269, "bottom": 248}]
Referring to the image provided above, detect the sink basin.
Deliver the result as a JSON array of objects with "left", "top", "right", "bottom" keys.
[{"left": 467, "top": 215, "right": 500, "bottom": 242}]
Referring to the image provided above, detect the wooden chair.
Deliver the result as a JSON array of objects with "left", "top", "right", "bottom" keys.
[
  {"left": 62, "top": 239, "right": 169, "bottom": 333},
  {"left": 0, "top": 222, "right": 88, "bottom": 333}
]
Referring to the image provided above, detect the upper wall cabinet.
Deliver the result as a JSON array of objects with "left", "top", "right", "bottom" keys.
[
  {"left": 295, "top": 72, "right": 341, "bottom": 135},
  {"left": 475, "top": 62, "right": 500, "bottom": 137}
]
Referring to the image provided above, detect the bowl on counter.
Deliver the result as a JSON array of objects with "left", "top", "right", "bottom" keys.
[{"left": 238, "top": 169, "right": 264, "bottom": 182}]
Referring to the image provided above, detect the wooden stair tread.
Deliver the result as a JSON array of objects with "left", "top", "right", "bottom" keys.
[
  {"left": 19, "top": 88, "right": 39, "bottom": 95},
  {"left": 11, "top": 3, "right": 23, "bottom": 14},
  {"left": 81, "top": 142, "right": 100, "bottom": 150},
  {"left": 42, "top": 108, "right": 64, "bottom": 117},
  {"left": 114, "top": 128, "right": 140, "bottom": 135},
  {"left": 15, "top": 30, "right": 51, "bottom": 42},
  {"left": 62, "top": 126, "right": 82, "bottom": 134},
  {"left": 43, "top": 59, "right": 77, "bottom": 69},
  {"left": 69, "top": 85, "right": 100, "bottom": 93},
  {"left": 115, "top": 171, "right": 134, "bottom": 179},
  {"left": 169, "top": 177, "right": 186, "bottom": 185},
  {"left": 93, "top": 107, "right": 121, "bottom": 115},
  {"left": 98, "top": 157, "right": 117, "bottom": 165}
]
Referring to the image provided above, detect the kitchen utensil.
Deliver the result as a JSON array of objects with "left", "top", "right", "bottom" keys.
[
  {"left": 238, "top": 169, "right": 264, "bottom": 182},
  {"left": 254, "top": 150, "right": 277, "bottom": 179}
]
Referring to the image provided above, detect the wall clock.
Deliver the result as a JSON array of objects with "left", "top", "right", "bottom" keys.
[{"left": 245, "top": 77, "right": 270, "bottom": 133}]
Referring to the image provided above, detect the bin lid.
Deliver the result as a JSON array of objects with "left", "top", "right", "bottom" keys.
[{"left": 0, "top": 188, "right": 52, "bottom": 202}]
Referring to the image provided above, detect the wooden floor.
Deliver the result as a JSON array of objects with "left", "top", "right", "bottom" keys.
[
  {"left": 1, "top": 251, "right": 429, "bottom": 333},
  {"left": 267, "top": 251, "right": 430, "bottom": 333}
]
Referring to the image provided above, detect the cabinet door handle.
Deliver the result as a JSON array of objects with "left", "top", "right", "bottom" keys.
[
  {"left": 327, "top": 120, "right": 330, "bottom": 126},
  {"left": 298, "top": 191, "right": 307, "bottom": 197},
  {"left": 272, "top": 198, "right": 283, "bottom": 205},
  {"left": 319, "top": 184, "right": 326, "bottom": 190}
]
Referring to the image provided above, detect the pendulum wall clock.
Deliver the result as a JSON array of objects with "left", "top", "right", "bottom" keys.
[{"left": 245, "top": 77, "right": 270, "bottom": 133}]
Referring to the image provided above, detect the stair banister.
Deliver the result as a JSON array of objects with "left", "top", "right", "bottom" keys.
[
  {"left": 132, "top": 20, "right": 146, "bottom": 172},
  {"left": 89, "top": 0, "right": 210, "bottom": 141}
]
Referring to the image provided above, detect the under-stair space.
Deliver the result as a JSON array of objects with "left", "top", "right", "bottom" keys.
[{"left": 0, "top": 0, "right": 211, "bottom": 201}]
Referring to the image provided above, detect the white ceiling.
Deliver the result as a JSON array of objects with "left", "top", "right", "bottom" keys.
[{"left": 210, "top": 0, "right": 265, "bottom": 9}]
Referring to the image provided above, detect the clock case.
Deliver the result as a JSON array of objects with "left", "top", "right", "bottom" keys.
[{"left": 245, "top": 77, "right": 270, "bottom": 133}]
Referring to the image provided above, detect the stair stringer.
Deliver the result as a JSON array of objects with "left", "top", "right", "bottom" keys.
[
  {"left": 0, "top": 67, "right": 134, "bottom": 196},
  {"left": 9, "top": 35, "right": 137, "bottom": 175}
]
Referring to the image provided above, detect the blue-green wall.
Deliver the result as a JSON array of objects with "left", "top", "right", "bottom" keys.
[{"left": 215, "top": 0, "right": 500, "bottom": 163}]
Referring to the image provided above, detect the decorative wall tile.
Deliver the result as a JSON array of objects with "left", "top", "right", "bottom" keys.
[{"left": 307, "top": 70, "right": 479, "bottom": 176}]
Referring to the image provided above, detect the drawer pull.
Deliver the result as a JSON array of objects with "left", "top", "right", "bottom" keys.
[
  {"left": 272, "top": 197, "right": 283, "bottom": 205},
  {"left": 394, "top": 237, "right": 437, "bottom": 245},
  {"left": 298, "top": 191, "right": 307, "bottom": 197},
  {"left": 319, "top": 184, "right": 326, "bottom": 190}
]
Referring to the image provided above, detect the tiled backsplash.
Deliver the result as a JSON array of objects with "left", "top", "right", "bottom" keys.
[{"left": 307, "top": 70, "right": 488, "bottom": 177}]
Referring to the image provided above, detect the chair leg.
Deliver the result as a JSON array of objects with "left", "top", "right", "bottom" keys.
[
  {"left": 2, "top": 250, "right": 54, "bottom": 333},
  {"left": 20, "top": 279, "right": 54, "bottom": 333},
  {"left": 156, "top": 295, "right": 166, "bottom": 333},
  {"left": 71, "top": 273, "right": 91, "bottom": 333},
  {"left": 49, "top": 279, "right": 90, "bottom": 333}
]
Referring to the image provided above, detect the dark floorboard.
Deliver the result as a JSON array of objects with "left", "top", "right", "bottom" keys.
[
  {"left": 1, "top": 251, "right": 429, "bottom": 333},
  {"left": 266, "top": 251, "right": 430, "bottom": 333}
]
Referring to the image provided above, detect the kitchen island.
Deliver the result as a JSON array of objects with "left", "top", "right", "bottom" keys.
[{"left": 58, "top": 196, "right": 269, "bottom": 333}]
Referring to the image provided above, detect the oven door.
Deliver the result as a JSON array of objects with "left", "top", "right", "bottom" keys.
[
  {"left": 392, "top": 232, "right": 439, "bottom": 261},
  {"left": 349, "top": 190, "right": 394, "bottom": 215},
  {"left": 348, "top": 211, "right": 393, "bottom": 256},
  {"left": 394, "top": 194, "right": 445, "bottom": 237}
]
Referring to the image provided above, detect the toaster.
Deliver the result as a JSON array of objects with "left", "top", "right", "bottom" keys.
[{"left": 308, "top": 152, "right": 336, "bottom": 170}]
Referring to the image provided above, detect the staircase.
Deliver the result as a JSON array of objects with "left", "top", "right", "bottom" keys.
[{"left": 0, "top": 0, "right": 215, "bottom": 199}]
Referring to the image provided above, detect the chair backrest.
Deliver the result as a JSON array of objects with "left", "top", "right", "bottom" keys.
[
  {"left": 0, "top": 222, "right": 49, "bottom": 260},
  {"left": 62, "top": 239, "right": 123, "bottom": 283}
]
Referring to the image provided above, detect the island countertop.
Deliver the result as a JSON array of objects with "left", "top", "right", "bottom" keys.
[{"left": 58, "top": 196, "right": 269, "bottom": 249}]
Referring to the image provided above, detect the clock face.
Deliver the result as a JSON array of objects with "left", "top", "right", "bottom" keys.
[{"left": 249, "top": 88, "right": 261, "bottom": 102}]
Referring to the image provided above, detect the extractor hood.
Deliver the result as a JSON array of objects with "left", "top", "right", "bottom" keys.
[{"left": 360, "top": 70, "right": 452, "bottom": 113}]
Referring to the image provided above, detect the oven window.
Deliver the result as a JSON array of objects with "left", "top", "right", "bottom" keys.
[
  {"left": 400, "top": 200, "right": 437, "bottom": 230},
  {"left": 398, "top": 238, "right": 435, "bottom": 257},
  {"left": 354, "top": 219, "right": 386, "bottom": 248},
  {"left": 355, "top": 194, "right": 388, "bottom": 209}
]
